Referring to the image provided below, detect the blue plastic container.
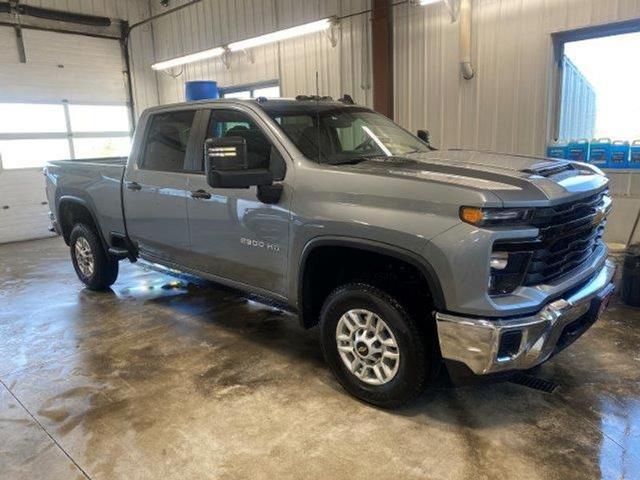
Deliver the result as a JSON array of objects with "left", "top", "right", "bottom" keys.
[
  {"left": 587, "top": 138, "right": 611, "bottom": 167},
  {"left": 630, "top": 140, "right": 640, "bottom": 168},
  {"left": 567, "top": 139, "right": 590, "bottom": 162},
  {"left": 609, "top": 141, "right": 630, "bottom": 169},
  {"left": 546, "top": 142, "right": 568, "bottom": 159},
  {"left": 185, "top": 80, "right": 219, "bottom": 101}
]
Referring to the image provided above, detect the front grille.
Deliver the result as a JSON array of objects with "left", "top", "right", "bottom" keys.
[{"left": 498, "top": 189, "right": 609, "bottom": 287}]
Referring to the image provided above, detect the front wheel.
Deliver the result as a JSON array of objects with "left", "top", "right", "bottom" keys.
[
  {"left": 69, "top": 223, "right": 118, "bottom": 290},
  {"left": 319, "top": 283, "right": 431, "bottom": 408}
]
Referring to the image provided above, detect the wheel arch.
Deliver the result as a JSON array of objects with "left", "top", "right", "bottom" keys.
[
  {"left": 296, "top": 237, "right": 446, "bottom": 328},
  {"left": 57, "top": 195, "right": 108, "bottom": 250}
]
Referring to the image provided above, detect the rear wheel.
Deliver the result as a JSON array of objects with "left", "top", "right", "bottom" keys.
[
  {"left": 320, "top": 283, "right": 431, "bottom": 408},
  {"left": 69, "top": 223, "right": 118, "bottom": 290}
]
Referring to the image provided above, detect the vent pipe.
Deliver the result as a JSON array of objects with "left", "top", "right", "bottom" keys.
[{"left": 459, "top": 0, "right": 474, "bottom": 80}]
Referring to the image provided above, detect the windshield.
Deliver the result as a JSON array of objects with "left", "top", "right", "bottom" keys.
[{"left": 265, "top": 106, "right": 429, "bottom": 164}]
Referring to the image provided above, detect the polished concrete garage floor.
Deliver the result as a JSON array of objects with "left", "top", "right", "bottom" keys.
[{"left": 1, "top": 237, "right": 639, "bottom": 480}]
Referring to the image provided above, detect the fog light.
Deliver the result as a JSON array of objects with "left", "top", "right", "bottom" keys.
[
  {"left": 488, "top": 251, "right": 532, "bottom": 296},
  {"left": 490, "top": 251, "right": 509, "bottom": 270}
]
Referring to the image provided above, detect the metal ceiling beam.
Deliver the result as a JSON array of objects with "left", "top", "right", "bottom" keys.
[{"left": 0, "top": 2, "right": 124, "bottom": 39}]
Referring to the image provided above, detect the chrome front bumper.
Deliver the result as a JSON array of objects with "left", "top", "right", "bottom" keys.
[{"left": 435, "top": 260, "right": 616, "bottom": 375}]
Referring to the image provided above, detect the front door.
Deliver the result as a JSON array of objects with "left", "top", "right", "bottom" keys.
[
  {"left": 185, "top": 106, "right": 290, "bottom": 296},
  {"left": 123, "top": 108, "right": 198, "bottom": 265}
]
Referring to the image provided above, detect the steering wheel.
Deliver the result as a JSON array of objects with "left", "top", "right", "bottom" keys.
[{"left": 354, "top": 137, "right": 376, "bottom": 153}]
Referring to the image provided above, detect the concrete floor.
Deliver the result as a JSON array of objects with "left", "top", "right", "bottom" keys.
[{"left": 1, "top": 237, "right": 639, "bottom": 480}]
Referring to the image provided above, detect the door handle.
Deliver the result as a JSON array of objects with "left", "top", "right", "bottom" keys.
[
  {"left": 190, "top": 189, "right": 212, "bottom": 200},
  {"left": 126, "top": 181, "right": 142, "bottom": 191}
]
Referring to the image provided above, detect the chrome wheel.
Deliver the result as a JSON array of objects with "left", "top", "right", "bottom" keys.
[
  {"left": 74, "top": 237, "right": 95, "bottom": 278},
  {"left": 335, "top": 309, "right": 400, "bottom": 385}
]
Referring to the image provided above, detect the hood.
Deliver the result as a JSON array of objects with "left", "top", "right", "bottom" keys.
[{"left": 336, "top": 149, "right": 608, "bottom": 206}]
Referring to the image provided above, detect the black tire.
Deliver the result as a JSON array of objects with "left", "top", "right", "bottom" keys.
[
  {"left": 69, "top": 223, "right": 118, "bottom": 290},
  {"left": 319, "top": 283, "right": 432, "bottom": 408}
]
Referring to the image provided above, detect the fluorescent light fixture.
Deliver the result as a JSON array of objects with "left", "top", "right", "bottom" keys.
[
  {"left": 419, "top": 0, "right": 443, "bottom": 5},
  {"left": 151, "top": 17, "right": 334, "bottom": 71},
  {"left": 152, "top": 46, "right": 226, "bottom": 70},
  {"left": 228, "top": 17, "right": 334, "bottom": 52}
]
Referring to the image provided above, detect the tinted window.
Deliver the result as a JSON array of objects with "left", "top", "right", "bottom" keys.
[
  {"left": 265, "top": 107, "right": 429, "bottom": 164},
  {"left": 206, "top": 110, "right": 274, "bottom": 172},
  {"left": 142, "top": 110, "right": 196, "bottom": 172}
]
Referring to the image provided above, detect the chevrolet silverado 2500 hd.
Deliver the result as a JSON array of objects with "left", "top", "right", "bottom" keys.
[{"left": 44, "top": 97, "right": 615, "bottom": 407}]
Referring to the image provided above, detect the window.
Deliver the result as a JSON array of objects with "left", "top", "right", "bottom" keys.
[
  {"left": 554, "top": 24, "right": 640, "bottom": 143},
  {"left": 223, "top": 90, "right": 252, "bottom": 99},
  {"left": 265, "top": 107, "right": 429, "bottom": 164},
  {"left": 0, "top": 102, "right": 132, "bottom": 170},
  {"left": 69, "top": 105, "right": 130, "bottom": 133},
  {"left": 0, "top": 103, "right": 66, "bottom": 133},
  {"left": 142, "top": 110, "right": 196, "bottom": 172},
  {"left": 73, "top": 137, "right": 132, "bottom": 159},
  {"left": 0, "top": 139, "right": 70, "bottom": 169},
  {"left": 206, "top": 109, "right": 284, "bottom": 179},
  {"left": 253, "top": 86, "right": 280, "bottom": 98},
  {"left": 221, "top": 83, "right": 281, "bottom": 100}
]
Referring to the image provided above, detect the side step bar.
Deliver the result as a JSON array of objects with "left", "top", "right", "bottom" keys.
[
  {"left": 108, "top": 232, "right": 138, "bottom": 262},
  {"left": 108, "top": 247, "right": 131, "bottom": 260}
]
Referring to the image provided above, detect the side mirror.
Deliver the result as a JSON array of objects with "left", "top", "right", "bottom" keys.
[
  {"left": 417, "top": 129, "right": 437, "bottom": 151},
  {"left": 205, "top": 137, "right": 273, "bottom": 189}
]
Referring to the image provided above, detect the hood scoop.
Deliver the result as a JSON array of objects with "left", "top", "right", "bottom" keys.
[{"left": 521, "top": 161, "right": 575, "bottom": 178}]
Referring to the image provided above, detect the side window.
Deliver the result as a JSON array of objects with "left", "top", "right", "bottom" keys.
[
  {"left": 141, "top": 110, "right": 196, "bottom": 172},
  {"left": 206, "top": 109, "right": 284, "bottom": 178}
]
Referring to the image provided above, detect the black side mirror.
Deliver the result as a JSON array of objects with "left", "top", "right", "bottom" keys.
[
  {"left": 205, "top": 137, "right": 273, "bottom": 189},
  {"left": 417, "top": 129, "right": 437, "bottom": 151}
]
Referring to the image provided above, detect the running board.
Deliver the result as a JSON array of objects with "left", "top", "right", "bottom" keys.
[{"left": 108, "top": 247, "right": 130, "bottom": 260}]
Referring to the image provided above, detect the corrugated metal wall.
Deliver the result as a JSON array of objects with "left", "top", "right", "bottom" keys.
[
  {"left": 148, "top": 0, "right": 372, "bottom": 107},
  {"left": 394, "top": 0, "right": 640, "bottom": 155}
]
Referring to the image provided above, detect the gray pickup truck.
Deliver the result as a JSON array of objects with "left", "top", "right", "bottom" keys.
[{"left": 44, "top": 97, "right": 615, "bottom": 407}]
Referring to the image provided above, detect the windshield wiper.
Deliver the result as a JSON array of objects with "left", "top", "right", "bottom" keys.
[{"left": 326, "top": 154, "right": 389, "bottom": 166}]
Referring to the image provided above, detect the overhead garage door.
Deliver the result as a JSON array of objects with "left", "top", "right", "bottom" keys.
[{"left": 0, "top": 27, "right": 131, "bottom": 244}]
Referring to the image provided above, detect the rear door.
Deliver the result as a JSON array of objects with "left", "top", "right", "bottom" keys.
[
  {"left": 184, "top": 105, "right": 291, "bottom": 296},
  {"left": 123, "top": 108, "right": 199, "bottom": 265}
]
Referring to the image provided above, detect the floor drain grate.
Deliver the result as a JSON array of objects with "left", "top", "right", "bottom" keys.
[{"left": 510, "top": 373, "right": 558, "bottom": 393}]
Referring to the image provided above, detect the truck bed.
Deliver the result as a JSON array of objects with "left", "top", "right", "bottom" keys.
[{"left": 44, "top": 157, "right": 128, "bottom": 243}]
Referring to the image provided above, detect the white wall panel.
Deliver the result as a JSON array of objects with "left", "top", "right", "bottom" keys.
[
  {"left": 0, "top": 169, "right": 54, "bottom": 244},
  {"left": 0, "top": 27, "right": 20, "bottom": 64},
  {"left": 149, "top": 0, "right": 372, "bottom": 106},
  {"left": 394, "top": 0, "right": 640, "bottom": 155},
  {"left": 0, "top": 29, "right": 127, "bottom": 104}
]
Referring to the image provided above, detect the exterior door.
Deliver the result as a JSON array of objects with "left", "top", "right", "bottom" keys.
[
  {"left": 123, "top": 109, "right": 198, "bottom": 265},
  {"left": 185, "top": 106, "right": 290, "bottom": 296}
]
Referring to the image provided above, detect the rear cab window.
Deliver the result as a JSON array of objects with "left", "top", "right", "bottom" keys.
[{"left": 141, "top": 110, "right": 197, "bottom": 172}]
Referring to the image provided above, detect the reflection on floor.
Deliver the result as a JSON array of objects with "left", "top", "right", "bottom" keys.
[{"left": 1, "top": 237, "right": 639, "bottom": 480}]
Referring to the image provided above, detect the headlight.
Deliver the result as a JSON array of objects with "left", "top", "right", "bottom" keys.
[
  {"left": 488, "top": 251, "right": 532, "bottom": 296},
  {"left": 460, "top": 207, "right": 533, "bottom": 227}
]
